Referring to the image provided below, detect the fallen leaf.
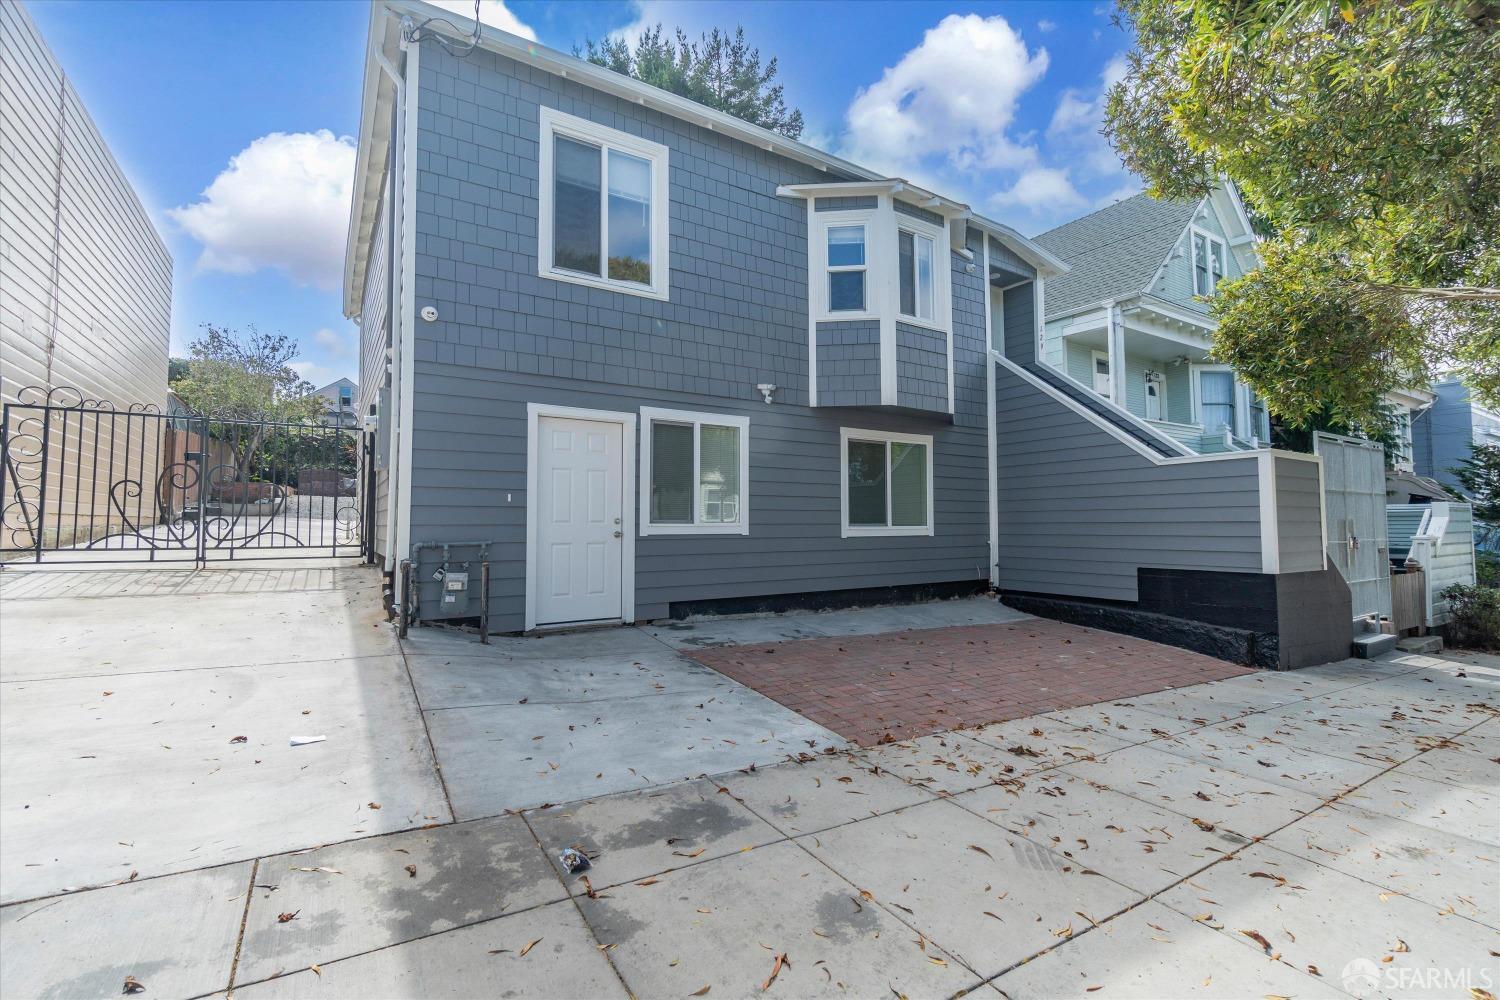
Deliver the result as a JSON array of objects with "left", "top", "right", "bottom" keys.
[
  {"left": 761, "top": 952, "right": 790, "bottom": 990},
  {"left": 673, "top": 848, "right": 706, "bottom": 859},
  {"left": 968, "top": 845, "right": 993, "bottom": 859},
  {"left": 927, "top": 956, "right": 947, "bottom": 967},
  {"left": 123, "top": 976, "right": 146, "bottom": 994},
  {"left": 310, "top": 964, "right": 322, "bottom": 977},
  {"left": 229, "top": 736, "right": 248, "bottom": 744},
  {"left": 1192, "top": 819, "right": 1216, "bottom": 832},
  {"left": 635, "top": 878, "right": 661, "bottom": 886},
  {"left": 1393, "top": 938, "right": 1410, "bottom": 953},
  {"left": 405, "top": 864, "right": 417, "bottom": 878},
  {"left": 277, "top": 910, "right": 299, "bottom": 923},
  {"left": 691, "top": 988, "right": 711, "bottom": 997},
  {"left": 368, "top": 802, "right": 381, "bottom": 810},
  {"left": 1241, "top": 929, "right": 1272, "bottom": 952},
  {"left": 520, "top": 938, "right": 542, "bottom": 957},
  {"left": 1086, "top": 987, "right": 1103, "bottom": 993}
]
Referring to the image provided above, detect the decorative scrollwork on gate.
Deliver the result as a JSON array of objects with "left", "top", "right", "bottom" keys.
[{"left": 3, "top": 384, "right": 367, "bottom": 560}]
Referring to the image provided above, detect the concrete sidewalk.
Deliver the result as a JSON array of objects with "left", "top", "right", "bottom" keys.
[{"left": 3, "top": 632, "right": 1494, "bottom": 998}]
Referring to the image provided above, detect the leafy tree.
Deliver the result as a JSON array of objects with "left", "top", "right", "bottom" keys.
[
  {"left": 1269, "top": 400, "right": 1402, "bottom": 465},
  {"left": 579, "top": 25, "right": 804, "bottom": 139},
  {"left": 1105, "top": 0, "right": 1500, "bottom": 427},
  {"left": 1449, "top": 443, "right": 1500, "bottom": 522},
  {"left": 169, "top": 325, "right": 325, "bottom": 482}
]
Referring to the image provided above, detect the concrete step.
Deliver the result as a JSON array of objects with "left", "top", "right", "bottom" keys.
[
  {"left": 1352, "top": 632, "right": 1400, "bottom": 658},
  {"left": 1395, "top": 634, "right": 1444, "bottom": 655}
]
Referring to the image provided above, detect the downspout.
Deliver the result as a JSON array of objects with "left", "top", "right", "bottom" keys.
[
  {"left": 983, "top": 237, "right": 999, "bottom": 588},
  {"left": 394, "top": 33, "right": 420, "bottom": 585},
  {"left": 375, "top": 43, "right": 403, "bottom": 573}
]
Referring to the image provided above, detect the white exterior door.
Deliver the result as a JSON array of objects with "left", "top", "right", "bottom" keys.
[
  {"left": 1144, "top": 378, "right": 1162, "bottom": 420},
  {"left": 1091, "top": 351, "right": 1111, "bottom": 396},
  {"left": 535, "top": 416, "right": 624, "bottom": 626}
]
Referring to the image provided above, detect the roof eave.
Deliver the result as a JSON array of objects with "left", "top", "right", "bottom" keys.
[{"left": 345, "top": 0, "right": 1066, "bottom": 302}]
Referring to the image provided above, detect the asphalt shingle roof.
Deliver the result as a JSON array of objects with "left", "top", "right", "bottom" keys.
[{"left": 1032, "top": 192, "right": 1199, "bottom": 320}]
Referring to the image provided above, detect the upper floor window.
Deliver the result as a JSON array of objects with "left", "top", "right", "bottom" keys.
[
  {"left": 809, "top": 204, "right": 951, "bottom": 331},
  {"left": 898, "top": 228, "right": 936, "bottom": 322},
  {"left": 1191, "top": 229, "right": 1226, "bottom": 297},
  {"left": 827, "top": 225, "right": 867, "bottom": 312},
  {"left": 538, "top": 108, "right": 670, "bottom": 301}
]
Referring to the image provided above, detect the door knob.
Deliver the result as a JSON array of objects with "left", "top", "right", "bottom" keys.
[{"left": 613, "top": 530, "right": 623, "bottom": 538}]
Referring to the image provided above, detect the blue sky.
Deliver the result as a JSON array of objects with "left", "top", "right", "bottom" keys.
[{"left": 28, "top": 0, "right": 1135, "bottom": 389}]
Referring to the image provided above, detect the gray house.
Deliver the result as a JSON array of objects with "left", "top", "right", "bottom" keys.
[
  {"left": 1414, "top": 376, "right": 1500, "bottom": 495},
  {"left": 345, "top": 0, "right": 1348, "bottom": 668}
]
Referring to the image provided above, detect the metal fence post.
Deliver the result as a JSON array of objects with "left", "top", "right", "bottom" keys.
[
  {"left": 399, "top": 559, "right": 412, "bottom": 639},
  {"left": 195, "top": 414, "right": 209, "bottom": 568},
  {"left": 33, "top": 405, "right": 52, "bottom": 563},
  {"left": 479, "top": 560, "right": 490, "bottom": 644}
]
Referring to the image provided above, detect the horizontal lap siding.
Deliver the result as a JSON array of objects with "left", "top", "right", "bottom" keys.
[
  {"left": 1274, "top": 455, "right": 1324, "bottom": 573},
  {"left": 1, "top": 0, "right": 170, "bottom": 412},
  {"left": 406, "top": 42, "right": 993, "bottom": 629},
  {"left": 411, "top": 364, "right": 987, "bottom": 628},
  {"left": 996, "top": 363, "right": 1263, "bottom": 602}
]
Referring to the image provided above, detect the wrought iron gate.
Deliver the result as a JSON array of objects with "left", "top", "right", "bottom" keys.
[{"left": 1, "top": 385, "right": 371, "bottom": 565}]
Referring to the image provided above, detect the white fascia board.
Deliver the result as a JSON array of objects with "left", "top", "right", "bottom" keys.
[
  {"left": 350, "top": 0, "right": 1066, "bottom": 307},
  {"left": 344, "top": 4, "right": 402, "bottom": 317}
]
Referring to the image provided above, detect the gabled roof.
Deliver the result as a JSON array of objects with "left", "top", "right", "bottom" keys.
[
  {"left": 1032, "top": 192, "right": 1199, "bottom": 320},
  {"left": 343, "top": 0, "right": 1068, "bottom": 315}
]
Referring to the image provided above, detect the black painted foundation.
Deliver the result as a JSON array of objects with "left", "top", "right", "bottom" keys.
[
  {"left": 1004, "top": 566, "right": 1352, "bottom": 670},
  {"left": 667, "top": 578, "right": 988, "bottom": 620}
]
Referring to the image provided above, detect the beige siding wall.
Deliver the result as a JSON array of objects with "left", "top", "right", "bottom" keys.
[{"left": 1, "top": 0, "right": 172, "bottom": 550}]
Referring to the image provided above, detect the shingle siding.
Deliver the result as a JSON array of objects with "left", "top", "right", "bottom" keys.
[
  {"left": 404, "top": 39, "right": 993, "bottom": 626},
  {"left": 815, "top": 321, "right": 880, "bottom": 407},
  {"left": 895, "top": 322, "right": 947, "bottom": 413},
  {"left": 814, "top": 195, "right": 876, "bottom": 213}
]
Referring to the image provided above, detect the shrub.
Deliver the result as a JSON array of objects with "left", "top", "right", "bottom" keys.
[
  {"left": 1441, "top": 583, "right": 1500, "bottom": 651},
  {"left": 1476, "top": 552, "right": 1500, "bottom": 589}
]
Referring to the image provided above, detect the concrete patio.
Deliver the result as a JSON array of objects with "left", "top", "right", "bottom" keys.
[{"left": 1, "top": 567, "right": 1496, "bottom": 999}]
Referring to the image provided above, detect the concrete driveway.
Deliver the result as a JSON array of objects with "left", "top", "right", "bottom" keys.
[{"left": 2, "top": 569, "right": 1496, "bottom": 999}]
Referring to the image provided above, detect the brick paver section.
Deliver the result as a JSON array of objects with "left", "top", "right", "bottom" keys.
[{"left": 688, "top": 619, "right": 1256, "bottom": 746}]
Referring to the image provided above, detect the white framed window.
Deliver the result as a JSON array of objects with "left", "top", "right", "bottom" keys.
[
  {"left": 1191, "top": 228, "right": 1226, "bottom": 297},
  {"left": 811, "top": 209, "right": 877, "bottom": 321},
  {"left": 639, "top": 407, "right": 749, "bottom": 535},
  {"left": 1193, "top": 365, "right": 1239, "bottom": 435},
  {"left": 840, "top": 427, "right": 933, "bottom": 537},
  {"left": 538, "top": 107, "right": 670, "bottom": 301},
  {"left": 898, "top": 226, "right": 936, "bottom": 323}
]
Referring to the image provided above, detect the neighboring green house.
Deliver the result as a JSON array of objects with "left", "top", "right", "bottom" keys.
[{"left": 1032, "top": 184, "right": 1271, "bottom": 455}]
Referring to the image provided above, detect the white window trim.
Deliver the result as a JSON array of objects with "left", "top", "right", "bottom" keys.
[
  {"left": 1191, "top": 364, "right": 1242, "bottom": 437},
  {"left": 839, "top": 426, "right": 935, "bottom": 538},
  {"left": 811, "top": 208, "right": 880, "bottom": 322},
  {"left": 639, "top": 406, "right": 750, "bottom": 536},
  {"left": 537, "top": 107, "right": 670, "bottom": 301},
  {"left": 1189, "top": 226, "right": 1227, "bottom": 297},
  {"left": 895, "top": 214, "right": 953, "bottom": 336}
]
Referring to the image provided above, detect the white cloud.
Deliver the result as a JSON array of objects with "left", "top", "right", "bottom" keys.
[
  {"left": 841, "top": 14, "right": 1049, "bottom": 179},
  {"left": 1046, "top": 53, "right": 1128, "bottom": 177},
  {"left": 1037, "top": 19, "right": 1057, "bottom": 32},
  {"left": 990, "top": 167, "right": 1085, "bottom": 212},
  {"left": 424, "top": 0, "right": 536, "bottom": 41},
  {"left": 292, "top": 360, "right": 346, "bottom": 389},
  {"left": 168, "top": 130, "right": 355, "bottom": 290},
  {"left": 313, "top": 327, "right": 355, "bottom": 360}
]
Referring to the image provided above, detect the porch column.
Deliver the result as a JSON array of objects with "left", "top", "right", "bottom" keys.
[{"left": 1108, "top": 304, "right": 1129, "bottom": 409}]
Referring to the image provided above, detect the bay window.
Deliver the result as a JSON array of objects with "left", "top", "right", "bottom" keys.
[
  {"left": 640, "top": 407, "right": 749, "bottom": 535},
  {"left": 539, "top": 108, "right": 669, "bottom": 300},
  {"left": 898, "top": 228, "right": 935, "bottom": 322},
  {"left": 841, "top": 428, "right": 933, "bottom": 537},
  {"left": 827, "top": 225, "right": 867, "bottom": 312}
]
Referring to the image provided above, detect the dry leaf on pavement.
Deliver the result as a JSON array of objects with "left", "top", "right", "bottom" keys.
[{"left": 520, "top": 938, "right": 542, "bottom": 957}]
